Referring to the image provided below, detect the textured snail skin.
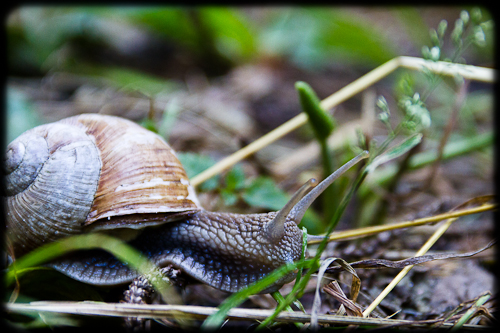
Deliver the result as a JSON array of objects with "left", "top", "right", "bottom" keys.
[{"left": 50, "top": 211, "right": 303, "bottom": 293}]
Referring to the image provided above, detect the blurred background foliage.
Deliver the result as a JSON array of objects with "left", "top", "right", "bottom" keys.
[
  {"left": 5, "top": 5, "right": 493, "bottom": 145},
  {"left": 7, "top": 6, "right": 492, "bottom": 78}
]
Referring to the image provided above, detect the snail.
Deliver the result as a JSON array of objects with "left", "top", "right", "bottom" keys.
[{"left": 4, "top": 113, "right": 366, "bottom": 294}]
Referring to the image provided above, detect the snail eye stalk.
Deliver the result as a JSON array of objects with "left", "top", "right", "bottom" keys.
[
  {"left": 264, "top": 179, "right": 317, "bottom": 243},
  {"left": 264, "top": 150, "right": 368, "bottom": 243}
]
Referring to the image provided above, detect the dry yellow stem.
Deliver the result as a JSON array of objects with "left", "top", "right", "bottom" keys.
[
  {"left": 307, "top": 203, "right": 496, "bottom": 245},
  {"left": 362, "top": 216, "right": 458, "bottom": 317},
  {"left": 4, "top": 301, "right": 487, "bottom": 329}
]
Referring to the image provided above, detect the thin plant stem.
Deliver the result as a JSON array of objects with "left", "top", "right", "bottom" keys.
[
  {"left": 370, "top": 142, "right": 421, "bottom": 226},
  {"left": 450, "top": 293, "right": 491, "bottom": 331},
  {"left": 319, "top": 138, "right": 337, "bottom": 224},
  {"left": 4, "top": 301, "right": 489, "bottom": 329},
  {"left": 271, "top": 291, "right": 303, "bottom": 329},
  {"left": 257, "top": 163, "right": 369, "bottom": 330},
  {"left": 307, "top": 202, "right": 495, "bottom": 244},
  {"left": 360, "top": 131, "right": 493, "bottom": 196},
  {"left": 425, "top": 80, "right": 469, "bottom": 188}
]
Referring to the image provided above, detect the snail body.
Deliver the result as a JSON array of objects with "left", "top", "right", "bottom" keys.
[
  {"left": 4, "top": 114, "right": 365, "bottom": 293},
  {"left": 51, "top": 211, "right": 302, "bottom": 293}
]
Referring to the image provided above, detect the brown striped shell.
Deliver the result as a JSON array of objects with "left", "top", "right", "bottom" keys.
[{"left": 4, "top": 114, "right": 201, "bottom": 257}]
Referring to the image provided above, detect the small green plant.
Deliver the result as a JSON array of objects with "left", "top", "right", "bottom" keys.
[
  {"left": 295, "top": 81, "right": 337, "bottom": 227},
  {"left": 357, "top": 7, "right": 492, "bottom": 226},
  {"left": 422, "top": 8, "right": 492, "bottom": 63}
]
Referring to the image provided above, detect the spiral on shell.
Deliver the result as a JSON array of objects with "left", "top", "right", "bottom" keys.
[{"left": 4, "top": 114, "right": 201, "bottom": 257}]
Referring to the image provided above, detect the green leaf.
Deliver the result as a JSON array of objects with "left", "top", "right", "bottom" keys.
[
  {"left": 260, "top": 8, "right": 396, "bottom": 69},
  {"left": 359, "top": 132, "right": 493, "bottom": 199},
  {"left": 366, "top": 133, "right": 422, "bottom": 174},
  {"left": 295, "top": 81, "right": 335, "bottom": 141},
  {"left": 199, "top": 7, "right": 256, "bottom": 60},
  {"left": 224, "top": 164, "right": 246, "bottom": 191},
  {"left": 308, "top": 8, "right": 396, "bottom": 65},
  {"left": 125, "top": 8, "right": 199, "bottom": 50},
  {"left": 139, "top": 117, "right": 158, "bottom": 133},
  {"left": 220, "top": 189, "right": 239, "bottom": 207},
  {"left": 124, "top": 7, "right": 253, "bottom": 70},
  {"left": 242, "top": 176, "right": 289, "bottom": 210},
  {"left": 177, "top": 152, "right": 219, "bottom": 191},
  {"left": 299, "top": 209, "right": 323, "bottom": 235},
  {"left": 65, "top": 64, "right": 180, "bottom": 96},
  {"left": 158, "top": 97, "right": 181, "bottom": 140},
  {"left": 451, "top": 293, "right": 491, "bottom": 331},
  {"left": 6, "top": 234, "right": 179, "bottom": 306}
]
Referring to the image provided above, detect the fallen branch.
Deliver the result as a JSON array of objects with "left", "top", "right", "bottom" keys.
[{"left": 5, "top": 301, "right": 490, "bottom": 330}]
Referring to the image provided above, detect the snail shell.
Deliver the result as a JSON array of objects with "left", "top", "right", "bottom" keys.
[{"left": 5, "top": 114, "right": 201, "bottom": 257}]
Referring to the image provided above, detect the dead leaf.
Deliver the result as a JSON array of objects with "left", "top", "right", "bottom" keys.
[
  {"left": 323, "top": 281, "right": 363, "bottom": 317},
  {"left": 311, "top": 258, "right": 361, "bottom": 330},
  {"left": 325, "top": 240, "right": 495, "bottom": 273}
]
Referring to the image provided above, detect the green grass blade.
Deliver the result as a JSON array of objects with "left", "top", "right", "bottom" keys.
[
  {"left": 360, "top": 131, "right": 492, "bottom": 197},
  {"left": 6, "top": 234, "right": 180, "bottom": 305},
  {"left": 450, "top": 293, "right": 491, "bottom": 331},
  {"left": 201, "top": 259, "right": 313, "bottom": 330},
  {"left": 365, "top": 133, "right": 423, "bottom": 174},
  {"left": 257, "top": 162, "right": 368, "bottom": 329}
]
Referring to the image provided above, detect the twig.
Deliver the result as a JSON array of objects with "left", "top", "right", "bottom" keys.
[
  {"left": 425, "top": 80, "right": 469, "bottom": 188},
  {"left": 362, "top": 215, "right": 458, "bottom": 317},
  {"left": 5, "top": 301, "right": 490, "bottom": 330},
  {"left": 307, "top": 201, "right": 495, "bottom": 244}
]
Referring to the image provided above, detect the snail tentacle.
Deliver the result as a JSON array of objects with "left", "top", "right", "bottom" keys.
[
  {"left": 264, "top": 178, "right": 317, "bottom": 243},
  {"left": 288, "top": 151, "right": 369, "bottom": 224}
]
